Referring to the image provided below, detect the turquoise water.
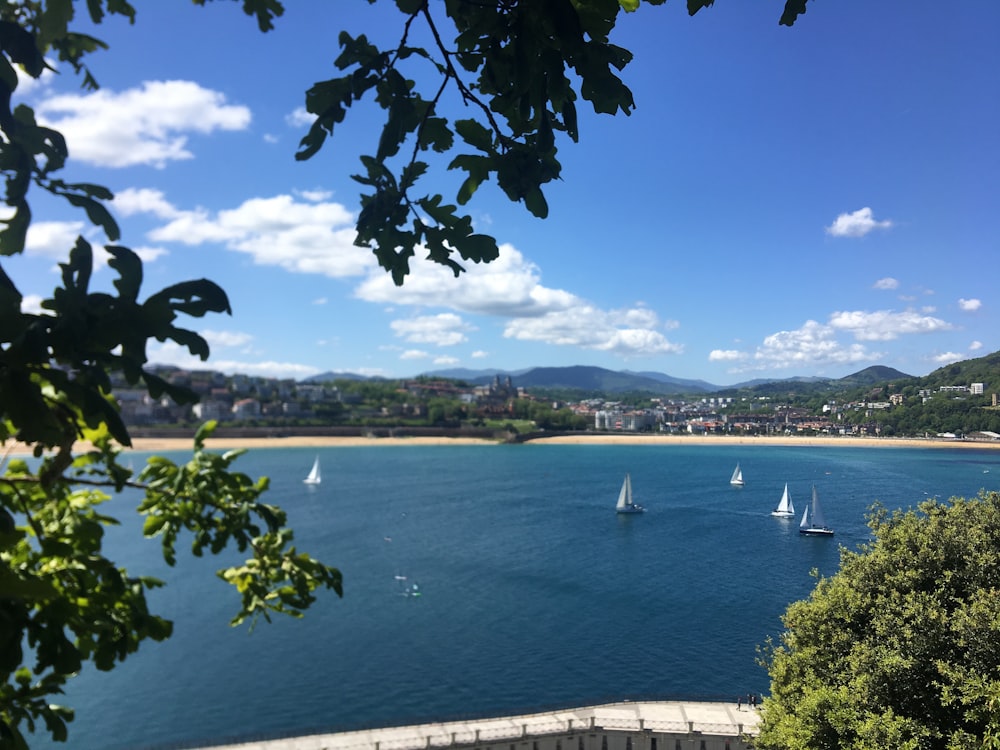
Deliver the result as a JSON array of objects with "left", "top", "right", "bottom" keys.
[{"left": 33, "top": 443, "right": 1000, "bottom": 749}]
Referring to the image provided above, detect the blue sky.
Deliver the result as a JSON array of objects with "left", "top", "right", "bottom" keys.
[{"left": 10, "top": 1, "right": 998, "bottom": 385}]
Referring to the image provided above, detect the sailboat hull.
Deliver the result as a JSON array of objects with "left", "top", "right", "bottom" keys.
[{"left": 799, "top": 527, "right": 834, "bottom": 536}]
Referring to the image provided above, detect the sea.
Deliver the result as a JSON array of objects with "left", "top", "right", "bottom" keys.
[{"left": 30, "top": 442, "right": 1000, "bottom": 750}]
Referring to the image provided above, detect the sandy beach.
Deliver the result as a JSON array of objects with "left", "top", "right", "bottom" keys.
[{"left": 6, "top": 433, "right": 999, "bottom": 456}]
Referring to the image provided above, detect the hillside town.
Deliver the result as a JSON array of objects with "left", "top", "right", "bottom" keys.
[{"left": 113, "top": 367, "right": 1000, "bottom": 442}]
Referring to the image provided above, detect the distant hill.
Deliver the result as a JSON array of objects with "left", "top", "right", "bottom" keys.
[
  {"left": 421, "top": 365, "right": 712, "bottom": 394},
  {"left": 504, "top": 365, "right": 713, "bottom": 394},
  {"left": 623, "top": 370, "right": 720, "bottom": 392},
  {"left": 303, "top": 362, "right": 920, "bottom": 396},
  {"left": 714, "top": 365, "right": 915, "bottom": 399},
  {"left": 836, "top": 365, "right": 913, "bottom": 386},
  {"left": 914, "top": 351, "right": 1000, "bottom": 391},
  {"left": 421, "top": 367, "right": 532, "bottom": 383}
]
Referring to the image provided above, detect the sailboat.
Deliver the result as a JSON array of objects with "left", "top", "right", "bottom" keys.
[
  {"left": 730, "top": 463, "right": 744, "bottom": 486},
  {"left": 303, "top": 455, "right": 322, "bottom": 485},
  {"left": 799, "top": 485, "right": 834, "bottom": 536},
  {"left": 771, "top": 483, "right": 795, "bottom": 517},
  {"left": 615, "top": 473, "right": 645, "bottom": 514}
]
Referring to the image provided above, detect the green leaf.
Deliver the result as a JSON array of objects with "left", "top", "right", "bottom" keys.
[
  {"left": 454, "top": 119, "right": 494, "bottom": 152},
  {"left": 394, "top": 0, "right": 425, "bottom": 13},
  {"left": 779, "top": 0, "right": 810, "bottom": 26},
  {"left": 143, "top": 515, "right": 167, "bottom": 536},
  {"left": 456, "top": 233, "right": 500, "bottom": 264},
  {"left": 145, "top": 279, "right": 232, "bottom": 318},
  {"left": 0, "top": 201, "right": 31, "bottom": 256},
  {"left": 524, "top": 187, "right": 549, "bottom": 219},
  {"left": 106, "top": 246, "right": 142, "bottom": 303},
  {"left": 63, "top": 193, "right": 120, "bottom": 241},
  {"left": 418, "top": 117, "right": 453, "bottom": 153}
]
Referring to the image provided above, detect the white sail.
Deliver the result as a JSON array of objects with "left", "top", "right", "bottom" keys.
[
  {"left": 809, "top": 486, "right": 827, "bottom": 528},
  {"left": 730, "top": 463, "right": 744, "bottom": 486},
  {"left": 799, "top": 504, "right": 809, "bottom": 529},
  {"left": 615, "top": 473, "right": 644, "bottom": 513},
  {"left": 615, "top": 473, "right": 631, "bottom": 511},
  {"left": 772, "top": 483, "right": 795, "bottom": 517},
  {"left": 303, "top": 455, "right": 322, "bottom": 485}
]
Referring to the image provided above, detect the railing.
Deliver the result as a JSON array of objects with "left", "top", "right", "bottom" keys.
[{"left": 139, "top": 694, "right": 749, "bottom": 750}]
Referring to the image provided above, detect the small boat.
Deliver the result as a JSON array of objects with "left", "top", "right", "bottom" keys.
[
  {"left": 771, "top": 483, "right": 795, "bottom": 518},
  {"left": 799, "top": 485, "right": 834, "bottom": 536},
  {"left": 303, "top": 455, "right": 322, "bottom": 485},
  {"left": 615, "top": 473, "right": 645, "bottom": 514},
  {"left": 730, "top": 463, "right": 744, "bottom": 486}
]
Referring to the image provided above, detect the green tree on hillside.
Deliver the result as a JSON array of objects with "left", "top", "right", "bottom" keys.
[
  {"left": 1, "top": 0, "right": 812, "bottom": 745},
  {"left": 755, "top": 492, "right": 1000, "bottom": 749}
]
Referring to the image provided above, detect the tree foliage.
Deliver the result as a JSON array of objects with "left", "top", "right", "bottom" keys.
[
  {"left": 756, "top": 492, "right": 1000, "bottom": 750},
  {"left": 1, "top": 3, "right": 341, "bottom": 746},
  {"left": 0, "top": 0, "right": 813, "bottom": 745},
  {"left": 293, "top": 0, "right": 811, "bottom": 284}
]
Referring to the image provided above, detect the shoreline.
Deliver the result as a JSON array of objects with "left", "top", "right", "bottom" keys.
[{"left": 6, "top": 433, "right": 1000, "bottom": 456}]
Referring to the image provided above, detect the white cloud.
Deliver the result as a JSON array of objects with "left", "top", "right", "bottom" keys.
[
  {"left": 113, "top": 188, "right": 183, "bottom": 220},
  {"left": 471, "top": 350, "right": 489, "bottom": 359},
  {"left": 286, "top": 107, "right": 313, "bottom": 128},
  {"left": 14, "top": 62, "right": 57, "bottom": 96},
  {"left": 36, "top": 81, "right": 251, "bottom": 168},
  {"left": 357, "top": 244, "right": 681, "bottom": 358},
  {"left": 147, "top": 341, "right": 319, "bottom": 379},
  {"left": 128, "top": 246, "right": 167, "bottom": 264},
  {"left": 26, "top": 219, "right": 168, "bottom": 269},
  {"left": 958, "top": 298, "right": 982, "bottom": 312},
  {"left": 312, "top": 297, "right": 328, "bottom": 306},
  {"left": 433, "top": 355, "right": 459, "bottom": 366},
  {"left": 148, "top": 194, "right": 375, "bottom": 278},
  {"left": 709, "top": 350, "right": 746, "bottom": 362},
  {"left": 391, "top": 313, "right": 473, "bottom": 346},
  {"left": 828, "top": 309, "right": 952, "bottom": 341},
  {"left": 400, "top": 349, "right": 429, "bottom": 360},
  {"left": 726, "top": 302, "right": 963, "bottom": 373},
  {"left": 873, "top": 277, "right": 899, "bottom": 290},
  {"left": 200, "top": 330, "right": 254, "bottom": 349},
  {"left": 753, "top": 320, "right": 880, "bottom": 369},
  {"left": 297, "top": 189, "right": 333, "bottom": 202},
  {"left": 21, "top": 294, "right": 46, "bottom": 314},
  {"left": 825, "top": 207, "right": 893, "bottom": 238},
  {"left": 356, "top": 244, "right": 575, "bottom": 316},
  {"left": 970, "top": 340, "right": 983, "bottom": 351},
  {"left": 932, "top": 351, "right": 964, "bottom": 365},
  {"left": 36, "top": 81, "right": 250, "bottom": 168},
  {"left": 26, "top": 221, "right": 89, "bottom": 260}
]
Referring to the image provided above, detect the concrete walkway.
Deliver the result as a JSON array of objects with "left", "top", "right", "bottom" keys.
[{"left": 192, "top": 701, "right": 760, "bottom": 750}]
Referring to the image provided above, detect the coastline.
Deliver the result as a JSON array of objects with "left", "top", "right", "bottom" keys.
[{"left": 6, "top": 433, "right": 1000, "bottom": 456}]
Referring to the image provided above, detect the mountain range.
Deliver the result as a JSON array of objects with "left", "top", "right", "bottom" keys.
[{"left": 304, "top": 363, "right": 915, "bottom": 396}]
